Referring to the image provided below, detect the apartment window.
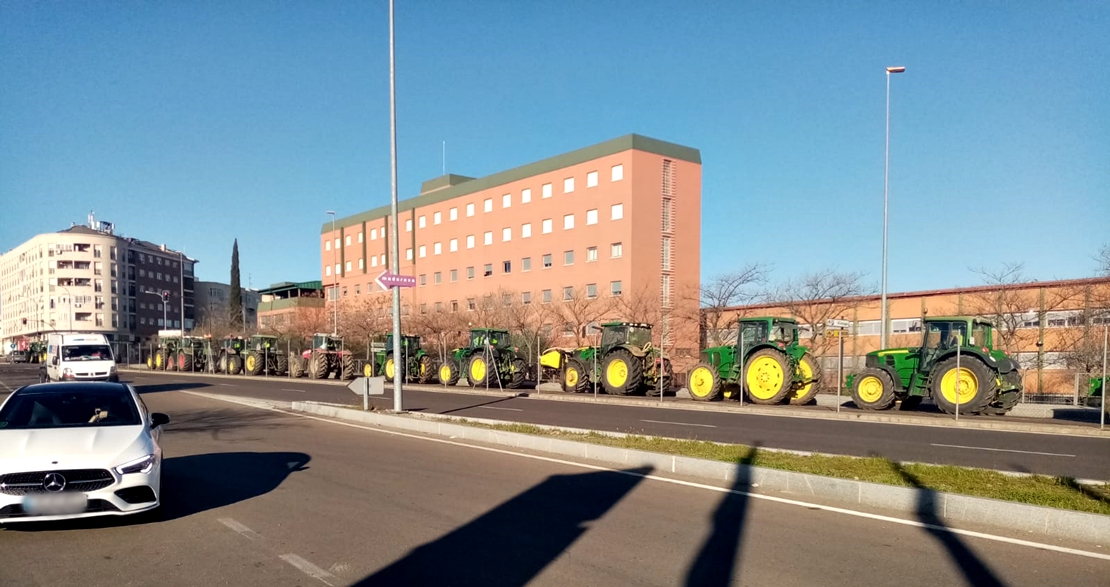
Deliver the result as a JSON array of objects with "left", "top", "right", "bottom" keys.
[
  {"left": 502, "top": 227, "right": 512, "bottom": 242},
  {"left": 662, "top": 198, "right": 672, "bottom": 232},
  {"left": 467, "top": 235, "right": 475, "bottom": 249},
  {"left": 468, "top": 298, "right": 476, "bottom": 311},
  {"left": 611, "top": 281, "right": 623, "bottom": 296},
  {"left": 466, "top": 203, "right": 475, "bottom": 217},
  {"left": 611, "top": 242, "right": 623, "bottom": 258},
  {"left": 542, "top": 219, "right": 553, "bottom": 234},
  {"left": 522, "top": 257, "right": 532, "bottom": 272},
  {"left": 433, "top": 242, "right": 442, "bottom": 255},
  {"left": 484, "top": 231, "right": 493, "bottom": 246},
  {"left": 419, "top": 216, "right": 427, "bottom": 229},
  {"left": 342, "top": 286, "right": 349, "bottom": 297},
  {"left": 450, "top": 207, "right": 458, "bottom": 221},
  {"left": 355, "top": 284, "right": 361, "bottom": 295},
  {"left": 451, "top": 300, "right": 459, "bottom": 312},
  {"left": 450, "top": 269, "right": 458, "bottom": 282},
  {"left": 420, "top": 303, "right": 427, "bottom": 315},
  {"left": 522, "top": 223, "right": 532, "bottom": 238},
  {"left": 467, "top": 267, "right": 475, "bottom": 280},
  {"left": 662, "top": 236, "right": 672, "bottom": 270},
  {"left": 483, "top": 198, "right": 493, "bottom": 213},
  {"left": 417, "top": 245, "right": 426, "bottom": 258},
  {"left": 371, "top": 228, "right": 378, "bottom": 240},
  {"left": 434, "top": 272, "right": 442, "bottom": 284},
  {"left": 434, "top": 302, "right": 443, "bottom": 313},
  {"left": 449, "top": 238, "right": 458, "bottom": 252},
  {"left": 405, "top": 219, "right": 413, "bottom": 232},
  {"left": 325, "top": 240, "right": 331, "bottom": 251},
  {"left": 434, "top": 212, "right": 442, "bottom": 225},
  {"left": 542, "top": 289, "right": 552, "bottom": 304},
  {"left": 542, "top": 183, "right": 552, "bottom": 198},
  {"left": 542, "top": 254, "right": 553, "bottom": 268},
  {"left": 371, "top": 256, "right": 378, "bottom": 267},
  {"left": 325, "top": 265, "right": 332, "bottom": 276},
  {"left": 522, "top": 291, "right": 532, "bottom": 305},
  {"left": 139, "top": 269, "right": 146, "bottom": 277},
  {"left": 345, "top": 261, "right": 352, "bottom": 272},
  {"left": 335, "top": 264, "right": 341, "bottom": 275},
  {"left": 345, "top": 235, "right": 352, "bottom": 246},
  {"left": 611, "top": 164, "right": 624, "bottom": 181},
  {"left": 612, "top": 203, "right": 624, "bottom": 221},
  {"left": 586, "top": 209, "right": 598, "bottom": 225},
  {"left": 358, "top": 232, "right": 364, "bottom": 243},
  {"left": 406, "top": 248, "right": 413, "bottom": 260},
  {"left": 563, "top": 214, "right": 575, "bottom": 230},
  {"left": 522, "top": 188, "right": 532, "bottom": 203},
  {"left": 483, "top": 264, "right": 493, "bottom": 277},
  {"left": 587, "top": 247, "right": 598, "bottom": 262},
  {"left": 587, "top": 283, "right": 598, "bottom": 299},
  {"left": 359, "top": 258, "right": 365, "bottom": 269},
  {"left": 564, "top": 177, "right": 575, "bottom": 193},
  {"left": 380, "top": 254, "right": 386, "bottom": 265},
  {"left": 585, "top": 170, "right": 599, "bottom": 187},
  {"left": 563, "top": 286, "right": 574, "bottom": 301},
  {"left": 419, "top": 274, "right": 426, "bottom": 286},
  {"left": 503, "top": 261, "right": 512, "bottom": 274},
  {"left": 564, "top": 250, "right": 574, "bottom": 265},
  {"left": 502, "top": 194, "right": 511, "bottom": 208}
]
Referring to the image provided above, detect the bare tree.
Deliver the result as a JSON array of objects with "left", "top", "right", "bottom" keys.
[
  {"left": 557, "top": 286, "right": 613, "bottom": 347},
  {"left": 698, "top": 264, "right": 769, "bottom": 347},
  {"left": 1098, "top": 244, "right": 1110, "bottom": 277},
  {"left": 965, "top": 262, "right": 1037, "bottom": 355},
  {"left": 338, "top": 295, "right": 392, "bottom": 355},
  {"left": 772, "top": 269, "right": 873, "bottom": 356}
]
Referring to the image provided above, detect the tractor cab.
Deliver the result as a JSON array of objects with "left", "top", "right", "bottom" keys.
[
  {"left": 221, "top": 336, "right": 246, "bottom": 352},
  {"left": 599, "top": 322, "right": 653, "bottom": 353},
  {"left": 469, "top": 329, "right": 510, "bottom": 350},
  {"left": 919, "top": 317, "right": 993, "bottom": 368},
  {"left": 737, "top": 317, "right": 799, "bottom": 350},
  {"left": 312, "top": 334, "right": 342, "bottom": 352},
  {"left": 385, "top": 334, "right": 422, "bottom": 356},
  {"left": 248, "top": 334, "right": 279, "bottom": 352}
]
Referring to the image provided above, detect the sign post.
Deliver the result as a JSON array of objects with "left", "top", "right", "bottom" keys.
[
  {"left": 825, "top": 319, "right": 852, "bottom": 413},
  {"left": 348, "top": 376, "right": 385, "bottom": 411},
  {"left": 375, "top": 269, "right": 415, "bottom": 412}
]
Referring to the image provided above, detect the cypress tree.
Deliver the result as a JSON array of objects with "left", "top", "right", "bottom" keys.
[{"left": 229, "top": 239, "right": 243, "bottom": 330}]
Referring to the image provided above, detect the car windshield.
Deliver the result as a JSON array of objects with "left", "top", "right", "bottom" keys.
[
  {"left": 63, "top": 344, "right": 113, "bottom": 361},
  {"left": 0, "top": 388, "right": 141, "bottom": 429}
]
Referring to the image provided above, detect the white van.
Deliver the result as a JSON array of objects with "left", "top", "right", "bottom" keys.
[{"left": 42, "top": 333, "right": 119, "bottom": 383}]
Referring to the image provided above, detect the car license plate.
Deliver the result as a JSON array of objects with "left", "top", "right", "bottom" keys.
[{"left": 23, "top": 493, "right": 88, "bottom": 516}]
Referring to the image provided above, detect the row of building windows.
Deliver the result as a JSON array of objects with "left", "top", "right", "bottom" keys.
[{"left": 326, "top": 242, "right": 624, "bottom": 278}]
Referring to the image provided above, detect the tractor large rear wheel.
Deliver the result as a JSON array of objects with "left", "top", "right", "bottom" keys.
[
  {"left": 227, "top": 354, "right": 244, "bottom": 375},
  {"left": 384, "top": 353, "right": 401, "bottom": 383},
  {"left": 438, "top": 358, "right": 461, "bottom": 386},
  {"left": 744, "top": 349, "right": 791, "bottom": 404},
  {"left": 341, "top": 354, "right": 356, "bottom": 380},
  {"left": 789, "top": 352, "right": 822, "bottom": 405},
  {"left": 930, "top": 356, "right": 996, "bottom": 415},
  {"left": 602, "top": 349, "right": 642, "bottom": 396},
  {"left": 687, "top": 362, "right": 722, "bottom": 401},
  {"left": 275, "top": 353, "right": 289, "bottom": 376},
  {"left": 245, "top": 352, "right": 264, "bottom": 376},
  {"left": 181, "top": 352, "right": 195, "bottom": 373},
  {"left": 290, "top": 354, "right": 305, "bottom": 378},
  {"left": 563, "top": 357, "right": 590, "bottom": 393},
  {"left": 417, "top": 355, "right": 436, "bottom": 384},
  {"left": 851, "top": 368, "right": 896, "bottom": 410},
  {"left": 468, "top": 353, "right": 492, "bottom": 387},
  {"left": 309, "top": 353, "right": 327, "bottom": 379},
  {"left": 506, "top": 357, "right": 527, "bottom": 389}
]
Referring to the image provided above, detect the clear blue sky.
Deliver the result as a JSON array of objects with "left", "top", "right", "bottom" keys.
[{"left": 2, "top": 1, "right": 1107, "bottom": 293}]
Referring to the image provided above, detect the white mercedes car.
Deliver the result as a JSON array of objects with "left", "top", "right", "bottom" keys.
[{"left": 0, "top": 381, "right": 168, "bottom": 523}]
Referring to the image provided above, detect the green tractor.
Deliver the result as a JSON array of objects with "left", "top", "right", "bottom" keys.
[
  {"left": 686, "top": 317, "right": 821, "bottom": 405},
  {"left": 28, "top": 341, "right": 46, "bottom": 364},
  {"left": 367, "top": 334, "right": 436, "bottom": 383},
  {"left": 437, "top": 328, "right": 529, "bottom": 389},
  {"left": 213, "top": 336, "right": 247, "bottom": 375},
  {"left": 294, "top": 333, "right": 356, "bottom": 380},
  {"left": 172, "top": 335, "right": 212, "bottom": 372},
  {"left": 149, "top": 335, "right": 184, "bottom": 372},
  {"left": 846, "top": 316, "right": 1023, "bottom": 416},
  {"left": 243, "top": 334, "right": 288, "bottom": 376},
  {"left": 1087, "top": 377, "right": 1108, "bottom": 411},
  {"left": 541, "top": 322, "right": 672, "bottom": 396}
]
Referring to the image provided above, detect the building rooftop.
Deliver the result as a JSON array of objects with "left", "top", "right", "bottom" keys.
[{"left": 259, "top": 281, "right": 324, "bottom": 295}]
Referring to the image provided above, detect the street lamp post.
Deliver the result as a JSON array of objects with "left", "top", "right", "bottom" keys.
[
  {"left": 388, "top": 0, "right": 404, "bottom": 412},
  {"left": 880, "top": 65, "right": 906, "bottom": 350},
  {"left": 326, "top": 211, "right": 338, "bottom": 337}
]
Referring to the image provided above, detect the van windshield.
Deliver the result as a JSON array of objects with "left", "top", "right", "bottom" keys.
[{"left": 63, "top": 344, "right": 113, "bottom": 361}]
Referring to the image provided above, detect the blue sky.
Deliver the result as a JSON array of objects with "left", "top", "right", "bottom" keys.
[{"left": 2, "top": 1, "right": 1107, "bottom": 294}]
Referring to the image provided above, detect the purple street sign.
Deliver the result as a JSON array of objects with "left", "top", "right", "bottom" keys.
[{"left": 375, "top": 270, "right": 416, "bottom": 290}]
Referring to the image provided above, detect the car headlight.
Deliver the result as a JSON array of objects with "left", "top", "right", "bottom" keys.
[{"left": 115, "top": 454, "right": 156, "bottom": 475}]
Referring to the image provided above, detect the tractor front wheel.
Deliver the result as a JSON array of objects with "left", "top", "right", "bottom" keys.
[
  {"left": 384, "top": 353, "right": 401, "bottom": 383},
  {"left": 789, "top": 352, "right": 823, "bottom": 405},
  {"left": 227, "top": 354, "right": 244, "bottom": 376},
  {"left": 275, "top": 353, "right": 289, "bottom": 376},
  {"left": 417, "top": 355, "right": 436, "bottom": 384},
  {"left": 930, "top": 356, "right": 996, "bottom": 415},
  {"left": 563, "top": 357, "right": 590, "bottom": 393},
  {"left": 245, "top": 352, "right": 264, "bottom": 376},
  {"left": 341, "top": 354, "right": 356, "bottom": 380},
  {"left": 687, "top": 362, "right": 722, "bottom": 401},
  {"left": 438, "top": 358, "right": 461, "bottom": 386},
  {"left": 850, "top": 368, "right": 896, "bottom": 410},
  {"left": 468, "top": 353, "right": 492, "bottom": 387},
  {"left": 743, "top": 349, "right": 791, "bottom": 404},
  {"left": 506, "top": 358, "right": 527, "bottom": 389},
  {"left": 602, "top": 349, "right": 643, "bottom": 396},
  {"left": 309, "top": 353, "right": 327, "bottom": 380}
]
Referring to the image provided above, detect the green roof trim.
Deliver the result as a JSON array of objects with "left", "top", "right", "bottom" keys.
[
  {"left": 322, "top": 133, "right": 700, "bottom": 233},
  {"left": 259, "top": 280, "right": 323, "bottom": 294}
]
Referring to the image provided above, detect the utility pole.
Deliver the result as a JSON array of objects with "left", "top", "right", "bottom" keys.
[{"left": 388, "top": 0, "right": 404, "bottom": 412}]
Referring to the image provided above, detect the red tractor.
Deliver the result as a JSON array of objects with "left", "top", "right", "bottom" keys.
[{"left": 293, "top": 334, "right": 356, "bottom": 380}]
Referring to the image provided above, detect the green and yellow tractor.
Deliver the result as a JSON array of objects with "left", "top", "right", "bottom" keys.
[
  {"left": 686, "top": 317, "right": 821, "bottom": 405},
  {"left": 438, "top": 328, "right": 529, "bottom": 389},
  {"left": 846, "top": 316, "right": 1023, "bottom": 416},
  {"left": 541, "top": 322, "right": 672, "bottom": 396},
  {"left": 367, "top": 334, "right": 436, "bottom": 383},
  {"left": 243, "top": 334, "right": 288, "bottom": 376},
  {"left": 213, "top": 336, "right": 247, "bottom": 374}
]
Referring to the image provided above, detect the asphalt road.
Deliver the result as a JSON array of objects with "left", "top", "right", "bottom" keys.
[
  {"left": 1, "top": 390, "right": 1105, "bottom": 586},
  {"left": 2, "top": 364, "right": 1108, "bottom": 480}
]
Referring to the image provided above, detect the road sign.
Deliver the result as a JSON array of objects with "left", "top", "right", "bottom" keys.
[
  {"left": 826, "top": 319, "right": 852, "bottom": 329},
  {"left": 348, "top": 376, "right": 385, "bottom": 411},
  {"left": 375, "top": 270, "right": 416, "bottom": 290}
]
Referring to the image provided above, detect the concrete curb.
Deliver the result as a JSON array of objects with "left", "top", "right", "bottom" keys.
[
  {"left": 124, "top": 367, "right": 1110, "bottom": 437},
  {"left": 283, "top": 400, "right": 1110, "bottom": 544}
]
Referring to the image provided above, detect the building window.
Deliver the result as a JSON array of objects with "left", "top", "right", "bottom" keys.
[
  {"left": 662, "top": 198, "right": 672, "bottom": 232},
  {"left": 325, "top": 266, "right": 332, "bottom": 276},
  {"left": 406, "top": 248, "right": 413, "bottom": 260},
  {"left": 434, "top": 272, "right": 442, "bottom": 284},
  {"left": 325, "top": 240, "right": 331, "bottom": 251},
  {"left": 434, "top": 211, "right": 442, "bottom": 225},
  {"left": 587, "top": 247, "right": 598, "bottom": 262},
  {"left": 611, "top": 242, "right": 623, "bottom": 258},
  {"left": 467, "top": 267, "right": 475, "bottom": 280},
  {"left": 355, "top": 284, "right": 361, "bottom": 295},
  {"left": 522, "top": 291, "right": 532, "bottom": 305},
  {"left": 467, "top": 298, "right": 476, "bottom": 311},
  {"left": 346, "top": 261, "right": 352, "bottom": 272},
  {"left": 372, "top": 256, "right": 378, "bottom": 267},
  {"left": 520, "top": 223, "right": 532, "bottom": 239},
  {"left": 564, "top": 177, "right": 574, "bottom": 193},
  {"left": 564, "top": 250, "right": 574, "bottom": 265},
  {"left": 484, "top": 264, "right": 493, "bottom": 277},
  {"left": 586, "top": 209, "right": 598, "bottom": 225},
  {"left": 662, "top": 236, "right": 672, "bottom": 270},
  {"left": 371, "top": 228, "right": 378, "bottom": 240},
  {"left": 358, "top": 232, "right": 364, "bottom": 243},
  {"left": 451, "top": 300, "right": 459, "bottom": 312},
  {"left": 335, "top": 263, "right": 341, "bottom": 275},
  {"left": 420, "top": 303, "right": 427, "bottom": 315},
  {"left": 611, "top": 203, "right": 624, "bottom": 221},
  {"left": 466, "top": 203, "right": 475, "bottom": 217},
  {"left": 467, "top": 235, "right": 475, "bottom": 249},
  {"left": 542, "top": 289, "right": 552, "bottom": 304},
  {"left": 611, "top": 281, "right": 623, "bottom": 296},
  {"left": 450, "top": 238, "right": 458, "bottom": 252},
  {"left": 419, "top": 216, "right": 427, "bottom": 229},
  {"left": 359, "top": 258, "right": 365, "bottom": 269},
  {"left": 611, "top": 164, "right": 624, "bottom": 181},
  {"left": 380, "top": 254, "right": 386, "bottom": 265},
  {"left": 345, "top": 235, "right": 352, "bottom": 246},
  {"left": 434, "top": 242, "right": 442, "bottom": 255},
  {"left": 502, "top": 227, "right": 511, "bottom": 242},
  {"left": 450, "top": 269, "right": 458, "bottom": 282},
  {"left": 542, "top": 254, "right": 553, "bottom": 268},
  {"left": 502, "top": 194, "right": 511, "bottom": 208},
  {"left": 563, "top": 214, "right": 574, "bottom": 230},
  {"left": 563, "top": 286, "right": 574, "bottom": 301},
  {"left": 503, "top": 261, "right": 511, "bottom": 274},
  {"left": 450, "top": 207, "right": 458, "bottom": 221},
  {"left": 419, "top": 274, "right": 426, "bottom": 286},
  {"left": 484, "top": 231, "right": 493, "bottom": 246},
  {"left": 587, "top": 283, "right": 597, "bottom": 299},
  {"left": 542, "top": 219, "right": 553, "bottom": 234},
  {"left": 419, "top": 245, "right": 427, "bottom": 258},
  {"left": 587, "top": 171, "right": 598, "bottom": 188},
  {"left": 522, "top": 257, "right": 532, "bottom": 272},
  {"left": 434, "top": 302, "right": 443, "bottom": 313},
  {"left": 483, "top": 198, "right": 493, "bottom": 213},
  {"left": 542, "top": 183, "right": 552, "bottom": 198},
  {"left": 522, "top": 188, "right": 532, "bottom": 203},
  {"left": 406, "top": 219, "right": 412, "bottom": 232}
]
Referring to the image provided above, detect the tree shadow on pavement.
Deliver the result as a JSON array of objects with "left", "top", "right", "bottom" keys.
[
  {"left": 684, "top": 446, "right": 757, "bottom": 587},
  {"left": 1057, "top": 477, "right": 1110, "bottom": 508},
  {"left": 438, "top": 395, "right": 523, "bottom": 415},
  {"left": 352, "top": 466, "right": 652, "bottom": 586},
  {"left": 889, "top": 461, "right": 1007, "bottom": 587},
  {"left": 132, "top": 381, "right": 211, "bottom": 394},
  {"left": 164, "top": 408, "right": 304, "bottom": 438}
]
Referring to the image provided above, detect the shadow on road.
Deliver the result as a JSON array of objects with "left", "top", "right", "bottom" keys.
[
  {"left": 133, "top": 381, "right": 211, "bottom": 394},
  {"left": 889, "top": 461, "right": 1007, "bottom": 587},
  {"left": 684, "top": 446, "right": 757, "bottom": 587},
  {"left": 1050, "top": 408, "right": 1102, "bottom": 424},
  {"left": 165, "top": 408, "right": 303, "bottom": 437},
  {"left": 438, "top": 395, "right": 523, "bottom": 415},
  {"left": 352, "top": 466, "right": 652, "bottom": 586}
]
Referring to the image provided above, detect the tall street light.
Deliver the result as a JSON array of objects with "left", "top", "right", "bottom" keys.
[
  {"left": 880, "top": 65, "right": 906, "bottom": 350},
  {"left": 388, "top": 0, "right": 404, "bottom": 412},
  {"left": 326, "top": 210, "right": 338, "bottom": 337}
]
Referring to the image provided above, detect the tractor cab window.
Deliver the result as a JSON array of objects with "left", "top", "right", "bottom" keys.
[
  {"left": 738, "top": 321, "right": 769, "bottom": 349},
  {"left": 626, "top": 327, "right": 652, "bottom": 349},
  {"left": 924, "top": 322, "right": 968, "bottom": 352},
  {"left": 770, "top": 321, "right": 797, "bottom": 344},
  {"left": 971, "top": 323, "right": 990, "bottom": 348},
  {"left": 489, "top": 333, "right": 510, "bottom": 349}
]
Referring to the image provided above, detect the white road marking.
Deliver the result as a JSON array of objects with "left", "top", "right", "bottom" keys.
[
  {"left": 282, "top": 388, "right": 307, "bottom": 393},
  {"left": 0, "top": 381, "right": 13, "bottom": 392},
  {"left": 187, "top": 392, "right": 1110, "bottom": 562},
  {"left": 478, "top": 406, "right": 523, "bottom": 412},
  {"left": 218, "top": 517, "right": 261, "bottom": 541},
  {"left": 641, "top": 419, "right": 716, "bottom": 428},
  {"left": 219, "top": 383, "right": 238, "bottom": 387},
  {"left": 280, "top": 554, "right": 337, "bottom": 586},
  {"left": 930, "top": 443, "right": 1076, "bottom": 458}
]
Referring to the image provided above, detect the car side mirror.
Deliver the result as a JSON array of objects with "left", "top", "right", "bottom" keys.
[
  {"left": 52, "top": 356, "right": 59, "bottom": 365},
  {"left": 151, "top": 413, "right": 170, "bottom": 428}
]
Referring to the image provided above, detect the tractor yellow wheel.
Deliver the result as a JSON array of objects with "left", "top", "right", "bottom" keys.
[
  {"left": 385, "top": 359, "right": 395, "bottom": 379},
  {"left": 470, "top": 357, "right": 487, "bottom": 381},
  {"left": 363, "top": 363, "right": 373, "bottom": 377},
  {"left": 940, "top": 366, "right": 979, "bottom": 406},
  {"left": 565, "top": 366, "right": 580, "bottom": 388},
  {"left": 246, "top": 355, "right": 256, "bottom": 372},
  {"left": 439, "top": 364, "right": 452, "bottom": 382},
  {"left": 146, "top": 356, "right": 152, "bottom": 368},
  {"left": 687, "top": 363, "right": 721, "bottom": 401},
  {"left": 857, "top": 375, "right": 885, "bottom": 404},
  {"left": 789, "top": 353, "right": 822, "bottom": 405},
  {"left": 606, "top": 359, "right": 628, "bottom": 388},
  {"left": 746, "top": 355, "right": 786, "bottom": 401}
]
